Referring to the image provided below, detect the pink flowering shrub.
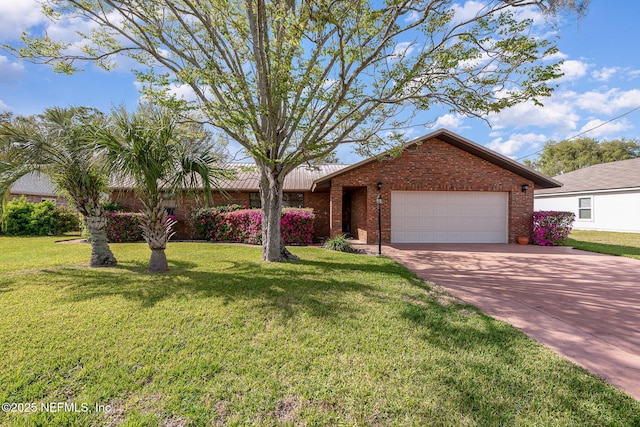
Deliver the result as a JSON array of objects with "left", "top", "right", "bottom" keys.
[
  {"left": 192, "top": 206, "right": 315, "bottom": 245},
  {"left": 531, "top": 211, "right": 575, "bottom": 246},
  {"left": 105, "top": 212, "right": 144, "bottom": 242},
  {"left": 281, "top": 208, "right": 315, "bottom": 245}
]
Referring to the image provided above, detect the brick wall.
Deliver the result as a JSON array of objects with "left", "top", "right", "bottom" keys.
[
  {"left": 109, "top": 189, "right": 330, "bottom": 241},
  {"left": 305, "top": 191, "right": 330, "bottom": 240},
  {"left": 9, "top": 193, "right": 68, "bottom": 206},
  {"left": 110, "top": 190, "right": 251, "bottom": 239},
  {"left": 328, "top": 137, "right": 534, "bottom": 244}
]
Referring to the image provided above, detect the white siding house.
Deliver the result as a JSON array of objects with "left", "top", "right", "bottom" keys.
[{"left": 534, "top": 158, "right": 640, "bottom": 233}]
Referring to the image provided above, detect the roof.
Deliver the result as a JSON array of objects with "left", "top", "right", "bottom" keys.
[
  {"left": 535, "top": 158, "right": 640, "bottom": 196},
  {"left": 9, "top": 172, "right": 59, "bottom": 197},
  {"left": 108, "top": 163, "right": 350, "bottom": 192},
  {"left": 312, "top": 129, "right": 561, "bottom": 190},
  {"left": 216, "top": 163, "right": 349, "bottom": 191}
]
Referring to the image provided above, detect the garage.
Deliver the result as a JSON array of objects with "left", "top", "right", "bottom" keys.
[{"left": 391, "top": 191, "right": 508, "bottom": 243}]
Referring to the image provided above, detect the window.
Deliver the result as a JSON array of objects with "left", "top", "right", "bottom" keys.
[
  {"left": 283, "top": 193, "right": 304, "bottom": 208},
  {"left": 249, "top": 192, "right": 304, "bottom": 209},
  {"left": 249, "top": 192, "right": 261, "bottom": 209},
  {"left": 578, "top": 197, "right": 592, "bottom": 220}
]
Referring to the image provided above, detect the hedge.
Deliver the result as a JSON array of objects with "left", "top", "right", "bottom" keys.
[
  {"left": 192, "top": 206, "right": 315, "bottom": 245},
  {"left": 104, "top": 212, "right": 145, "bottom": 242},
  {"left": 1, "top": 197, "right": 79, "bottom": 236},
  {"left": 103, "top": 212, "right": 178, "bottom": 243},
  {"left": 531, "top": 211, "right": 576, "bottom": 246}
]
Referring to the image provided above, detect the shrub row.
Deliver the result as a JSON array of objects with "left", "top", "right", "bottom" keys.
[
  {"left": 104, "top": 212, "right": 145, "bottom": 242},
  {"left": 531, "top": 211, "right": 575, "bottom": 246},
  {"left": 192, "top": 206, "right": 315, "bottom": 245},
  {"left": 1, "top": 197, "right": 79, "bottom": 236}
]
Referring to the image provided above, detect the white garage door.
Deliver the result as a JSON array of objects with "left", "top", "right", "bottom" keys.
[{"left": 391, "top": 191, "right": 508, "bottom": 243}]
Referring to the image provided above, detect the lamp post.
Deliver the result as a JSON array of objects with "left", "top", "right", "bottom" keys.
[{"left": 376, "top": 182, "right": 383, "bottom": 255}]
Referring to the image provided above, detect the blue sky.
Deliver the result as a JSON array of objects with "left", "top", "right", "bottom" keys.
[{"left": 1, "top": 1, "right": 639, "bottom": 165}]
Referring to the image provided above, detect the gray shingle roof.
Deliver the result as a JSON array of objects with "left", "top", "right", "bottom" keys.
[
  {"left": 9, "top": 172, "right": 58, "bottom": 197},
  {"left": 535, "top": 158, "right": 640, "bottom": 195}
]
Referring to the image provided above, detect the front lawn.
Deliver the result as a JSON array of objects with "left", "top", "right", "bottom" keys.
[
  {"left": 565, "top": 230, "right": 640, "bottom": 260},
  {"left": 1, "top": 237, "right": 639, "bottom": 426}
]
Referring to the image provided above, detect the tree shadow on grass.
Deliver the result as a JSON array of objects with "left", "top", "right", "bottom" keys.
[
  {"left": 397, "top": 284, "right": 640, "bottom": 425},
  {"left": 39, "top": 258, "right": 382, "bottom": 320}
]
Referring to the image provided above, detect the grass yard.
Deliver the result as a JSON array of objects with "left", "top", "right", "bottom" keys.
[
  {"left": 565, "top": 230, "right": 640, "bottom": 260},
  {"left": 1, "top": 237, "right": 639, "bottom": 426}
]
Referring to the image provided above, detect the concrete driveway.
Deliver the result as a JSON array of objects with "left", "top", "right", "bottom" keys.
[{"left": 379, "top": 243, "right": 640, "bottom": 401}]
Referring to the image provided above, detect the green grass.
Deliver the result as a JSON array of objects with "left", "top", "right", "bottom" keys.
[
  {"left": 565, "top": 230, "right": 640, "bottom": 260},
  {"left": 1, "top": 237, "right": 639, "bottom": 426}
]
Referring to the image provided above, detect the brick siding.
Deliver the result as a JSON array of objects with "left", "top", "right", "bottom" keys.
[{"left": 327, "top": 137, "right": 534, "bottom": 244}]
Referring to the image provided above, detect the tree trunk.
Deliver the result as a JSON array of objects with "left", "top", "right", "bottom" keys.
[
  {"left": 141, "top": 202, "right": 175, "bottom": 273},
  {"left": 85, "top": 215, "right": 118, "bottom": 267},
  {"left": 148, "top": 249, "right": 168, "bottom": 273},
  {"left": 260, "top": 165, "right": 298, "bottom": 262}
]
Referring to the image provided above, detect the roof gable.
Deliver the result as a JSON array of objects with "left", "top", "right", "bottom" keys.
[{"left": 313, "top": 129, "right": 561, "bottom": 190}]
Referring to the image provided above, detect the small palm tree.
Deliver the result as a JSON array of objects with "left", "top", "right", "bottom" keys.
[
  {"left": 0, "top": 107, "right": 117, "bottom": 266},
  {"left": 96, "top": 104, "right": 225, "bottom": 273}
]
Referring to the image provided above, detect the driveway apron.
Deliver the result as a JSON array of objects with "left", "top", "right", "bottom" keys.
[{"left": 380, "top": 244, "right": 640, "bottom": 401}]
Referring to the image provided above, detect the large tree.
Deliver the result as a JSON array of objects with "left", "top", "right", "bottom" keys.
[
  {"left": 11, "top": 0, "right": 587, "bottom": 261},
  {"left": 0, "top": 107, "right": 118, "bottom": 266},
  {"left": 524, "top": 137, "right": 640, "bottom": 176},
  {"left": 95, "top": 104, "right": 226, "bottom": 273}
]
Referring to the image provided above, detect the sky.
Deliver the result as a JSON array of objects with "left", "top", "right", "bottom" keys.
[{"left": 1, "top": 1, "right": 639, "bottom": 165}]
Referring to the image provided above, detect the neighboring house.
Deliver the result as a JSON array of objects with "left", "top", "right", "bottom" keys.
[
  {"left": 534, "top": 158, "right": 640, "bottom": 233},
  {"left": 112, "top": 129, "right": 560, "bottom": 243},
  {"left": 8, "top": 172, "right": 67, "bottom": 205}
]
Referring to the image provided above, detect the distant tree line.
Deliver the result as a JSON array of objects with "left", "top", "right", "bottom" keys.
[{"left": 524, "top": 137, "right": 640, "bottom": 176}]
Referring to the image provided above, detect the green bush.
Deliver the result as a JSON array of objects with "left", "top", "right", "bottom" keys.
[
  {"left": 102, "top": 199, "right": 124, "bottom": 213},
  {"left": 323, "top": 234, "right": 355, "bottom": 253},
  {"left": 1, "top": 197, "right": 80, "bottom": 236}
]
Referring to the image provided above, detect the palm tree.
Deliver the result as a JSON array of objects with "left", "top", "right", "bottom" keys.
[
  {"left": 0, "top": 107, "right": 117, "bottom": 266},
  {"left": 95, "top": 104, "right": 225, "bottom": 273}
]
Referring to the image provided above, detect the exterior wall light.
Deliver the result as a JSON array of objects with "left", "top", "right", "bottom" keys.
[{"left": 521, "top": 183, "right": 530, "bottom": 193}]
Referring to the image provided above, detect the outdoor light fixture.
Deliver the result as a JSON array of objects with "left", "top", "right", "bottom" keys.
[
  {"left": 377, "top": 181, "right": 383, "bottom": 191},
  {"left": 521, "top": 183, "right": 530, "bottom": 193}
]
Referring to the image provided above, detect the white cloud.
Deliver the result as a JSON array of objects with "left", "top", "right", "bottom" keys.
[
  {"left": 486, "top": 132, "right": 548, "bottom": 157},
  {"left": 592, "top": 67, "right": 619, "bottom": 81},
  {"left": 432, "top": 114, "right": 464, "bottom": 130},
  {"left": 578, "top": 118, "right": 633, "bottom": 139},
  {"left": 451, "top": 1, "right": 489, "bottom": 23},
  {"left": 0, "top": 0, "right": 45, "bottom": 39},
  {"left": 0, "top": 99, "right": 12, "bottom": 112},
  {"left": 555, "top": 59, "right": 589, "bottom": 82},
  {"left": 544, "top": 51, "right": 569, "bottom": 62},
  {"left": 390, "top": 42, "right": 415, "bottom": 60},
  {"left": 0, "top": 55, "right": 26, "bottom": 85},
  {"left": 404, "top": 10, "right": 420, "bottom": 23},
  {"left": 488, "top": 98, "right": 580, "bottom": 132},
  {"left": 569, "top": 88, "right": 640, "bottom": 115}
]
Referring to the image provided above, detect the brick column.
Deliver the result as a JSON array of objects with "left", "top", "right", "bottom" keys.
[
  {"left": 508, "top": 181, "right": 534, "bottom": 243},
  {"left": 329, "top": 184, "right": 343, "bottom": 237}
]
